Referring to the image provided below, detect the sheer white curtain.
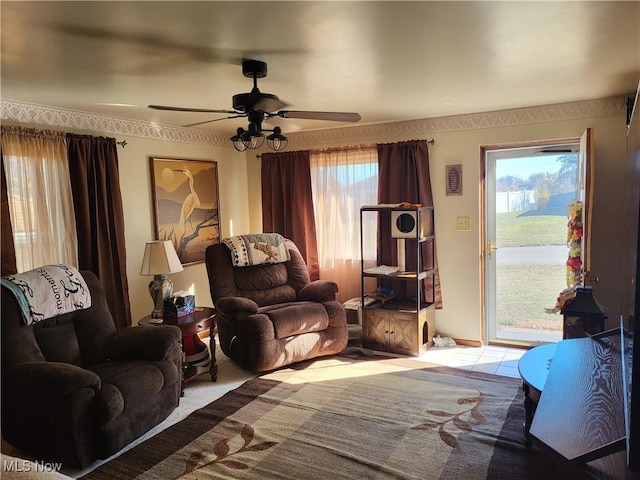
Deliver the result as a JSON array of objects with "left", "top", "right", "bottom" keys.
[
  {"left": 310, "top": 145, "right": 378, "bottom": 302},
  {"left": 1, "top": 126, "right": 78, "bottom": 272}
]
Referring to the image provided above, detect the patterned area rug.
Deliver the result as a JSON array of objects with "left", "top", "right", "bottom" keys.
[{"left": 83, "top": 355, "right": 554, "bottom": 480}]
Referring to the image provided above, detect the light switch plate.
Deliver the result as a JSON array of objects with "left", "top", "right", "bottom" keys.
[{"left": 457, "top": 216, "right": 470, "bottom": 231}]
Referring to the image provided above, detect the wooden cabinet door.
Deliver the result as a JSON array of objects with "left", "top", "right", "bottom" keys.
[
  {"left": 364, "top": 310, "right": 389, "bottom": 350},
  {"left": 389, "top": 312, "right": 418, "bottom": 355},
  {"left": 364, "top": 308, "right": 431, "bottom": 355}
]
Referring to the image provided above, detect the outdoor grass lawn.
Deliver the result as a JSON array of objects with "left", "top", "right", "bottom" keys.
[
  {"left": 495, "top": 211, "right": 568, "bottom": 332},
  {"left": 497, "top": 211, "right": 567, "bottom": 247},
  {"left": 496, "top": 264, "right": 565, "bottom": 331}
]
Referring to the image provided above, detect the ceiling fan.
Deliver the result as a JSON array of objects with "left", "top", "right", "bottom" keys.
[{"left": 149, "top": 59, "right": 361, "bottom": 151}]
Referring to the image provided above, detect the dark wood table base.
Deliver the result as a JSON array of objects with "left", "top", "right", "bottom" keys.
[
  {"left": 518, "top": 343, "right": 556, "bottom": 447},
  {"left": 522, "top": 380, "right": 541, "bottom": 447},
  {"left": 139, "top": 307, "right": 217, "bottom": 395}
]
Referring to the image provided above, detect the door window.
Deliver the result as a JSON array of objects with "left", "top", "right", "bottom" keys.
[{"left": 484, "top": 143, "right": 580, "bottom": 345}]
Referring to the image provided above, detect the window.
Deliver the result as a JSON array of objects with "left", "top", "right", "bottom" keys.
[
  {"left": 2, "top": 128, "right": 78, "bottom": 272},
  {"left": 484, "top": 142, "right": 580, "bottom": 344},
  {"left": 310, "top": 146, "right": 378, "bottom": 301}
]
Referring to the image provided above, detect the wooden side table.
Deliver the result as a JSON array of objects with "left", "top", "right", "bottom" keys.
[
  {"left": 139, "top": 307, "right": 217, "bottom": 393},
  {"left": 518, "top": 343, "right": 557, "bottom": 446}
]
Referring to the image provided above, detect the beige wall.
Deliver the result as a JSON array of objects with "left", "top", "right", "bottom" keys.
[
  {"left": 116, "top": 136, "right": 250, "bottom": 323},
  {"left": 5, "top": 97, "right": 629, "bottom": 342},
  {"left": 431, "top": 117, "right": 627, "bottom": 341},
  {"left": 246, "top": 100, "right": 629, "bottom": 342}
]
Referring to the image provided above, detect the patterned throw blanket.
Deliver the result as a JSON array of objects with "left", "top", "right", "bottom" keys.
[
  {"left": 1, "top": 264, "right": 91, "bottom": 325},
  {"left": 223, "top": 233, "right": 291, "bottom": 267}
]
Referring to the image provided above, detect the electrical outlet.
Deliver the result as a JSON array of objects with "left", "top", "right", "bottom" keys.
[{"left": 457, "top": 216, "right": 470, "bottom": 231}]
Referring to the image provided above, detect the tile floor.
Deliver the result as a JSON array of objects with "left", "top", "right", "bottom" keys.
[
  {"left": 2, "top": 338, "right": 528, "bottom": 478},
  {"left": 418, "top": 343, "right": 526, "bottom": 378},
  {"left": 347, "top": 324, "right": 527, "bottom": 378}
]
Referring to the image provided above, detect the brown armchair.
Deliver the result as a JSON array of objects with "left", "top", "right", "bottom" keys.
[
  {"left": 205, "top": 237, "right": 348, "bottom": 372},
  {"left": 1, "top": 269, "right": 183, "bottom": 468}
]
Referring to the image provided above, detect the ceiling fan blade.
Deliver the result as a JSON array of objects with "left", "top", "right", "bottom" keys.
[
  {"left": 264, "top": 116, "right": 302, "bottom": 133},
  {"left": 55, "top": 25, "right": 305, "bottom": 68},
  {"left": 183, "top": 115, "right": 247, "bottom": 128},
  {"left": 277, "top": 111, "right": 361, "bottom": 122},
  {"left": 253, "top": 97, "right": 289, "bottom": 113},
  {"left": 56, "top": 25, "right": 237, "bottom": 60},
  {"left": 149, "top": 105, "right": 239, "bottom": 114}
]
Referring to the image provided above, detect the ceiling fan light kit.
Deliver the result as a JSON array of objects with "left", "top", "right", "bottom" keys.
[
  {"left": 266, "top": 126, "right": 288, "bottom": 151},
  {"left": 230, "top": 129, "right": 248, "bottom": 152},
  {"left": 231, "top": 126, "right": 270, "bottom": 152},
  {"left": 231, "top": 125, "right": 288, "bottom": 152},
  {"left": 149, "top": 59, "right": 360, "bottom": 152}
]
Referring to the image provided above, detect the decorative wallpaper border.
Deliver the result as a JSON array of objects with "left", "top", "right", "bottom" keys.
[
  {"left": 0, "top": 99, "right": 229, "bottom": 147},
  {"left": 290, "top": 96, "right": 627, "bottom": 148},
  {"left": 1, "top": 96, "right": 626, "bottom": 149}
]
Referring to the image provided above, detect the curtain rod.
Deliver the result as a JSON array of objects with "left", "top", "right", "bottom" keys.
[
  {"left": 255, "top": 138, "right": 435, "bottom": 158},
  {"left": 1, "top": 124, "right": 128, "bottom": 148}
]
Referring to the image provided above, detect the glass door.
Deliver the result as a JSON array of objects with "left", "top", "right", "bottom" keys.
[{"left": 484, "top": 143, "right": 580, "bottom": 345}]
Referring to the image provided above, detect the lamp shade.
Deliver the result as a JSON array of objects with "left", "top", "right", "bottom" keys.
[{"left": 140, "top": 240, "right": 184, "bottom": 275}]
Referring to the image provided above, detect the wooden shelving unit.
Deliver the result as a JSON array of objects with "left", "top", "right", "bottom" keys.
[{"left": 360, "top": 205, "right": 436, "bottom": 356}]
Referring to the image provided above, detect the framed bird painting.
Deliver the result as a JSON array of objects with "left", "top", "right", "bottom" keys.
[{"left": 149, "top": 157, "right": 221, "bottom": 265}]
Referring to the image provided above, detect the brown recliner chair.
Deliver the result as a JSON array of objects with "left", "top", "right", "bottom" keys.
[
  {"left": 205, "top": 237, "right": 348, "bottom": 372},
  {"left": 1, "top": 269, "right": 183, "bottom": 468}
]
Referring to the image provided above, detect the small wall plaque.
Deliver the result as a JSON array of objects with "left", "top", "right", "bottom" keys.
[{"left": 446, "top": 164, "right": 463, "bottom": 196}]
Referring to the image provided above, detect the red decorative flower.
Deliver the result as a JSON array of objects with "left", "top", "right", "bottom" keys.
[{"left": 566, "top": 257, "right": 582, "bottom": 269}]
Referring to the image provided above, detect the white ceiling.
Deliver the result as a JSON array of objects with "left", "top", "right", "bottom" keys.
[{"left": 2, "top": 1, "right": 639, "bottom": 136}]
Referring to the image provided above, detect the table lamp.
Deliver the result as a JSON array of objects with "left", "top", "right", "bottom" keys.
[{"left": 140, "top": 240, "right": 184, "bottom": 318}]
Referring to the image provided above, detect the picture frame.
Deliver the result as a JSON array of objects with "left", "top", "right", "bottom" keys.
[
  {"left": 149, "top": 157, "right": 220, "bottom": 265},
  {"left": 445, "top": 164, "right": 463, "bottom": 196}
]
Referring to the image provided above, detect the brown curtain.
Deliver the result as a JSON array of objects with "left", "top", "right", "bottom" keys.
[
  {"left": 377, "top": 140, "right": 443, "bottom": 308},
  {"left": 1, "top": 153, "right": 17, "bottom": 276},
  {"left": 261, "top": 150, "right": 320, "bottom": 281},
  {"left": 67, "top": 134, "right": 131, "bottom": 329}
]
